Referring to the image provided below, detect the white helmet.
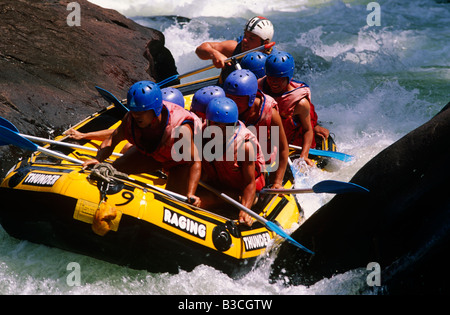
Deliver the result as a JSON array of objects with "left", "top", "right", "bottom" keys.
[{"left": 244, "top": 16, "right": 274, "bottom": 42}]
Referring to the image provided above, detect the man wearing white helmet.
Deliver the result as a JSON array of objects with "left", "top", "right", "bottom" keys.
[{"left": 195, "top": 16, "right": 274, "bottom": 83}]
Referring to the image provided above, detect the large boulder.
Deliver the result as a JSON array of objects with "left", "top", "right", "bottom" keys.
[
  {"left": 0, "top": 0, "right": 178, "bottom": 135},
  {"left": 270, "top": 102, "right": 450, "bottom": 294}
]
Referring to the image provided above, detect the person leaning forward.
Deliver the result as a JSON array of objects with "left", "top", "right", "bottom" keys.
[
  {"left": 223, "top": 69, "right": 289, "bottom": 191},
  {"left": 198, "top": 97, "right": 266, "bottom": 226},
  {"left": 82, "top": 81, "right": 202, "bottom": 206},
  {"left": 259, "top": 51, "right": 330, "bottom": 166}
]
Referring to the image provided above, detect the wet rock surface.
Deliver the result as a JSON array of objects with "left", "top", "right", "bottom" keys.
[
  {"left": 0, "top": 0, "right": 178, "bottom": 174},
  {"left": 0, "top": 0, "right": 178, "bottom": 133}
]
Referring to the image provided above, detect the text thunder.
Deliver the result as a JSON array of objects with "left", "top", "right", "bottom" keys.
[{"left": 23, "top": 173, "right": 61, "bottom": 187}]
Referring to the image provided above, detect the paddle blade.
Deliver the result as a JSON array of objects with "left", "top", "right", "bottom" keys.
[
  {"left": 290, "top": 144, "right": 354, "bottom": 162},
  {"left": 95, "top": 86, "right": 129, "bottom": 113},
  {"left": 312, "top": 180, "right": 369, "bottom": 194},
  {"left": 0, "top": 117, "right": 19, "bottom": 133},
  {"left": 0, "top": 117, "right": 20, "bottom": 146},
  {"left": 0, "top": 126, "right": 38, "bottom": 151},
  {"left": 308, "top": 148, "right": 354, "bottom": 162},
  {"left": 265, "top": 221, "right": 314, "bottom": 255}
]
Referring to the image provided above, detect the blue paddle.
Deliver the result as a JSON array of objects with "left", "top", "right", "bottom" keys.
[
  {"left": 0, "top": 123, "right": 191, "bottom": 202},
  {"left": 95, "top": 86, "right": 129, "bottom": 113},
  {"left": 289, "top": 144, "right": 354, "bottom": 162},
  {"left": 260, "top": 180, "right": 369, "bottom": 194},
  {"left": 0, "top": 117, "right": 19, "bottom": 135},
  {"left": 0, "top": 125, "right": 84, "bottom": 164},
  {"left": 199, "top": 181, "right": 315, "bottom": 255},
  {"left": 0, "top": 116, "right": 123, "bottom": 158}
]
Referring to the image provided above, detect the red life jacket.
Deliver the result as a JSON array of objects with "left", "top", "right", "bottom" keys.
[
  {"left": 258, "top": 79, "right": 318, "bottom": 148},
  {"left": 122, "top": 101, "right": 202, "bottom": 170},
  {"left": 239, "top": 90, "right": 279, "bottom": 164},
  {"left": 202, "top": 121, "right": 266, "bottom": 191}
]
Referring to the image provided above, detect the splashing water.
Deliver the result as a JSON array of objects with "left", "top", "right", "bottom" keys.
[{"left": 1, "top": 0, "right": 448, "bottom": 294}]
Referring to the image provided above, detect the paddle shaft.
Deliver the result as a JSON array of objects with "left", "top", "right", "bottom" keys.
[
  {"left": 37, "top": 146, "right": 84, "bottom": 164},
  {"left": 181, "top": 42, "right": 275, "bottom": 79},
  {"left": 199, "top": 181, "right": 314, "bottom": 254},
  {"left": 47, "top": 146, "right": 188, "bottom": 202},
  {"left": 170, "top": 75, "right": 220, "bottom": 90},
  {"left": 261, "top": 180, "right": 369, "bottom": 195},
  {"left": 157, "top": 42, "right": 275, "bottom": 86},
  {"left": 124, "top": 176, "right": 188, "bottom": 203},
  {"left": 0, "top": 116, "right": 190, "bottom": 203},
  {"left": 1, "top": 127, "right": 186, "bottom": 202},
  {"left": 199, "top": 181, "right": 268, "bottom": 225},
  {"left": 22, "top": 134, "right": 123, "bottom": 158}
]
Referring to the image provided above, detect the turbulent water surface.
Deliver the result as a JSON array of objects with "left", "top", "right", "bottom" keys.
[{"left": 1, "top": 0, "right": 449, "bottom": 294}]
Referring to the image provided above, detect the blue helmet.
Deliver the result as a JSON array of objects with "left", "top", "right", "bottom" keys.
[
  {"left": 265, "top": 51, "right": 295, "bottom": 82},
  {"left": 161, "top": 87, "right": 185, "bottom": 107},
  {"left": 240, "top": 52, "right": 268, "bottom": 79},
  {"left": 205, "top": 97, "right": 239, "bottom": 124},
  {"left": 191, "top": 86, "right": 225, "bottom": 114},
  {"left": 223, "top": 69, "right": 258, "bottom": 108},
  {"left": 127, "top": 81, "right": 163, "bottom": 115}
]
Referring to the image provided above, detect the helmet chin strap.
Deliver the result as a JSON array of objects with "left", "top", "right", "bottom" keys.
[
  {"left": 224, "top": 123, "right": 239, "bottom": 151},
  {"left": 149, "top": 109, "right": 163, "bottom": 128}
]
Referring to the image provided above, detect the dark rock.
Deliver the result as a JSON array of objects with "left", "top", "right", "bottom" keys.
[
  {"left": 0, "top": 0, "right": 178, "bottom": 136},
  {"left": 270, "top": 102, "right": 450, "bottom": 294}
]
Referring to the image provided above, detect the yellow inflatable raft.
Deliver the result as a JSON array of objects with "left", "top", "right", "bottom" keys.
[{"left": 0, "top": 91, "right": 303, "bottom": 277}]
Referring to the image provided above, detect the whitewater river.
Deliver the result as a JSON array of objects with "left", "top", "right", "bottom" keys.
[{"left": 0, "top": 0, "right": 448, "bottom": 295}]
